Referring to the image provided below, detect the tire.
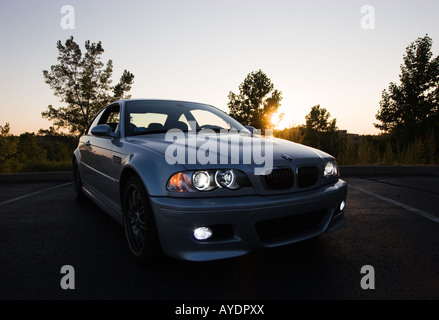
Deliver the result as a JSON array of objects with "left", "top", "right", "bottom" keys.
[
  {"left": 123, "top": 175, "right": 161, "bottom": 263},
  {"left": 73, "top": 161, "right": 86, "bottom": 201}
]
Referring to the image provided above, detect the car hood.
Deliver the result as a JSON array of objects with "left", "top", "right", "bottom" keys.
[{"left": 126, "top": 132, "right": 332, "bottom": 171}]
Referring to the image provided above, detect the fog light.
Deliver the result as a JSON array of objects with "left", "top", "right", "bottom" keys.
[
  {"left": 193, "top": 227, "right": 212, "bottom": 240},
  {"left": 339, "top": 200, "right": 346, "bottom": 211}
]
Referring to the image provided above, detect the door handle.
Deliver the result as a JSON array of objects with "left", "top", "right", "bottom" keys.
[{"left": 85, "top": 140, "right": 91, "bottom": 147}]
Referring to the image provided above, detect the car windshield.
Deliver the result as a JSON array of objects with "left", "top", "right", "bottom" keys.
[{"left": 125, "top": 100, "right": 247, "bottom": 136}]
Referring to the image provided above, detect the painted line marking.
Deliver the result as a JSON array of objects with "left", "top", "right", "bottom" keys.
[
  {"left": 349, "top": 184, "right": 439, "bottom": 224},
  {"left": 0, "top": 182, "right": 73, "bottom": 207}
]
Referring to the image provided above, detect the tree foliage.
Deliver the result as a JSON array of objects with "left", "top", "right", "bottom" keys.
[
  {"left": 303, "top": 105, "right": 338, "bottom": 154},
  {"left": 305, "top": 105, "right": 337, "bottom": 133},
  {"left": 375, "top": 35, "right": 439, "bottom": 142},
  {"left": 0, "top": 123, "right": 19, "bottom": 173},
  {"left": 42, "top": 36, "right": 134, "bottom": 135},
  {"left": 228, "top": 70, "right": 282, "bottom": 130},
  {"left": 0, "top": 123, "right": 78, "bottom": 174}
]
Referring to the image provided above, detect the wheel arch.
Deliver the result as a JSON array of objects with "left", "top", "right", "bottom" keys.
[
  {"left": 119, "top": 166, "right": 150, "bottom": 207},
  {"left": 72, "top": 149, "right": 80, "bottom": 166}
]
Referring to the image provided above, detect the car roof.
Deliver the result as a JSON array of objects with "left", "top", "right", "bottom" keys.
[{"left": 114, "top": 99, "right": 213, "bottom": 106}]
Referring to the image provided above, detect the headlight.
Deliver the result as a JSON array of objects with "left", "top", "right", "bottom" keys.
[
  {"left": 322, "top": 160, "right": 339, "bottom": 185},
  {"left": 167, "top": 169, "right": 250, "bottom": 192},
  {"left": 215, "top": 170, "right": 236, "bottom": 189},
  {"left": 167, "top": 172, "right": 195, "bottom": 192},
  {"left": 192, "top": 171, "right": 214, "bottom": 191},
  {"left": 324, "top": 161, "right": 337, "bottom": 177}
]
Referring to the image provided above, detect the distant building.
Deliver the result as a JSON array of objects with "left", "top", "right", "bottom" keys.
[{"left": 338, "top": 130, "right": 360, "bottom": 144}]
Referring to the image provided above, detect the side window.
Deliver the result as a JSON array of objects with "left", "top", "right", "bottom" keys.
[
  {"left": 87, "top": 109, "right": 105, "bottom": 135},
  {"left": 98, "top": 105, "right": 121, "bottom": 132},
  {"left": 87, "top": 104, "right": 121, "bottom": 135}
]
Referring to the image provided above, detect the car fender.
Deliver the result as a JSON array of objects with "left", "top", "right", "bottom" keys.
[{"left": 120, "top": 145, "right": 187, "bottom": 197}]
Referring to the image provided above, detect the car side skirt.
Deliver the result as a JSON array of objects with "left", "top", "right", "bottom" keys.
[{"left": 82, "top": 185, "right": 123, "bottom": 224}]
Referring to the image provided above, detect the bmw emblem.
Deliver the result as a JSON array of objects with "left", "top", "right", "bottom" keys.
[{"left": 281, "top": 154, "right": 294, "bottom": 161}]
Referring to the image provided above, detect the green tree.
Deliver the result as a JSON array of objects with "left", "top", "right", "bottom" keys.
[
  {"left": 338, "top": 138, "right": 357, "bottom": 165},
  {"left": 0, "top": 123, "right": 19, "bottom": 173},
  {"left": 16, "top": 133, "right": 47, "bottom": 164},
  {"left": 37, "top": 130, "right": 78, "bottom": 162},
  {"left": 357, "top": 137, "right": 380, "bottom": 164},
  {"left": 303, "top": 105, "right": 338, "bottom": 154},
  {"left": 228, "top": 70, "right": 282, "bottom": 130},
  {"left": 424, "top": 131, "right": 437, "bottom": 164},
  {"left": 382, "top": 140, "right": 395, "bottom": 164},
  {"left": 274, "top": 126, "right": 305, "bottom": 144},
  {"left": 375, "top": 35, "right": 439, "bottom": 143},
  {"left": 42, "top": 36, "right": 134, "bottom": 135}
]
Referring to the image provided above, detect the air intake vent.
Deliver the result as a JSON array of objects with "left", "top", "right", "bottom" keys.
[
  {"left": 261, "top": 168, "right": 294, "bottom": 190},
  {"left": 297, "top": 166, "right": 319, "bottom": 187},
  {"left": 255, "top": 209, "right": 327, "bottom": 244},
  {"left": 112, "top": 156, "right": 122, "bottom": 166}
]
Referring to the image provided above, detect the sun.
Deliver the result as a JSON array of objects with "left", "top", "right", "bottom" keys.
[
  {"left": 269, "top": 106, "right": 298, "bottom": 130},
  {"left": 269, "top": 112, "right": 283, "bottom": 129}
]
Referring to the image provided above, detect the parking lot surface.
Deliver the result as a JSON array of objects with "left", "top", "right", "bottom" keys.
[{"left": 0, "top": 175, "right": 438, "bottom": 300}]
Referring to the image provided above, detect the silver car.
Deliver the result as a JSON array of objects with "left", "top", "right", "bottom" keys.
[{"left": 73, "top": 99, "right": 347, "bottom": 262}]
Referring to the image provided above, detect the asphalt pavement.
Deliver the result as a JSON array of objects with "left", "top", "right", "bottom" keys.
[{"left": 0, "top": 175, "right": 438, "bottom": 300}]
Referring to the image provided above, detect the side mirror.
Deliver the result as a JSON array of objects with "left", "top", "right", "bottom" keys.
[{"left": 91, "top": 124, "right": 119, "bottom": 138}]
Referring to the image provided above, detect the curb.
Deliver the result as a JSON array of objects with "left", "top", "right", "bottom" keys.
[
  {"left": 1, "top": 166, "right": 438, "bottom": 182},
  {"left": 339, "top": 165, "right": 439, "bottom": 176}
]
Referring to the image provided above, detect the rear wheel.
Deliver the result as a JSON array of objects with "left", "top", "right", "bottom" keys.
[
  {"left": 73, "top": 161, "right": 85, "bottom": 201},
  {"left": 123, "top": 176, "right": 161, "bottom": 262}
]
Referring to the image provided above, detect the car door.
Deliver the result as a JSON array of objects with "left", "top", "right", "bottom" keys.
[{"left": 79, "top": 104, "right": 122, "bottom": 208}]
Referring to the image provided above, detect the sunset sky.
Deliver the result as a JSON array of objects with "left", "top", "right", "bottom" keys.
[{"left": 1, "top": 0, "right": 439, "bottom": 135}]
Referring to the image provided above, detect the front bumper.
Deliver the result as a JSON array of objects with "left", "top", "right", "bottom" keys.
[{"left": 150, "top": 179, "right": 347, "bottom": 261}]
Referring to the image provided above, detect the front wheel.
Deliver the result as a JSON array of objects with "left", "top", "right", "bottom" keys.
[{"left": 123, "top": 176, "right": 161, "bottom": 263}]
